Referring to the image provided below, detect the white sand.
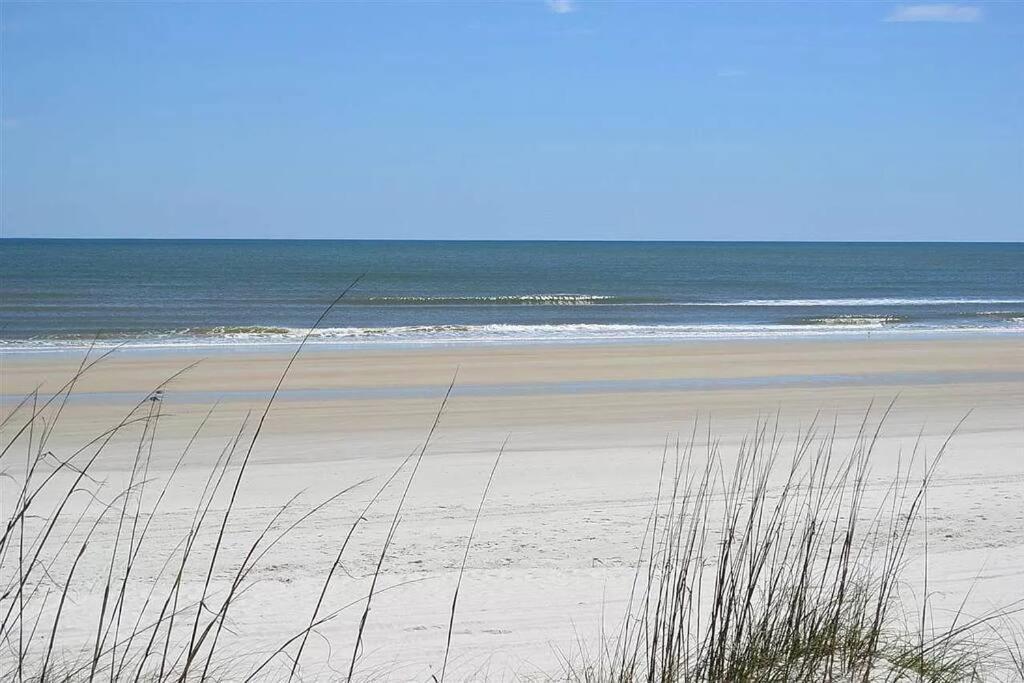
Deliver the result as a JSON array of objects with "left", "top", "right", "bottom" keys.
[{"left": 2, "top": 337, "right": 1022, "bottom": 680}]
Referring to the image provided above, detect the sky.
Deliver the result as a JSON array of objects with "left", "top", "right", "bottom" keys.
[{"left": 1, "top": 1, "right": 1022, "bottom": 241}]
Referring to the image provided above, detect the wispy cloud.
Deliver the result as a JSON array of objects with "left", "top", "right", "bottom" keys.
[
  {"left": 885, "top": 4, "right": 983, "bottom": 23},
  {"left": 546, "top": 0, "right": 577, "bottom": 15}
]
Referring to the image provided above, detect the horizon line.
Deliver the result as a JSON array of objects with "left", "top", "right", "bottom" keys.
[{"left": 1, "top": 236, "right": 1022, "bottom": 245}]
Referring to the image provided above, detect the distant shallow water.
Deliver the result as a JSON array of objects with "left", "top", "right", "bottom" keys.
[{"left": 2, "top": 239, "right": 1021, "bottom": 351}]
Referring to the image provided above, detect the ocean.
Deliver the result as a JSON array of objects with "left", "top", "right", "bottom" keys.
[{"left": 1, "top": 239, "right": 1021, "bottom": 351}]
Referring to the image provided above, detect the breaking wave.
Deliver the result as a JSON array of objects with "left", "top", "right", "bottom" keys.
[
  {"left": 682, "top": 298, "right": 1024, "bottom": 307},
  {"left": 364, "top": 294, "right": 620, "bottom": 305},
  {"left": 355, "top": 296, "right": 1024, "bottom": 308},
  {"left": 795, "top": 315, "right": 904, "bottom": 327},
  {"left": 2, "top": 320, "right": 1019, "bottom": 352},
  {"left": 198, "top": 326, "right": 293, "bottom": 336}
]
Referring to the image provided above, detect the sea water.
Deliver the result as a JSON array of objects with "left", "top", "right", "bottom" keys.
[{"left": 2, "top": 240, "right": 1021, "bottom": 350}]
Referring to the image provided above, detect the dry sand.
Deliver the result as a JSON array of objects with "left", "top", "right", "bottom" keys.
[{"left": 2, "top": 337, "right": 1023, "bottom": 680}]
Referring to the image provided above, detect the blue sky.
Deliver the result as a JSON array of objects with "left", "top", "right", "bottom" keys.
[{"left": 2, "top": 2, "right": 1021, "bottom": 240}]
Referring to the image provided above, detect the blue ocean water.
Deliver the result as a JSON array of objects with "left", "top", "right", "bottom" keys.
[{"left": 1, "top": 240, "right": 1021, "bottom": 350}]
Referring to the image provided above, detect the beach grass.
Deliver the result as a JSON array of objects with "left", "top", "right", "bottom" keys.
[
  {"left": 2, "top": 352, "right": 1022, "bottom": 681},
  {"left": 558, "top": 406, "right": 1023, "bottom": 682}
]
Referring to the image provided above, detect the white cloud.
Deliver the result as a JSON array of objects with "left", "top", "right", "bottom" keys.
[
  {"left": 885, "top": 4, "right": 982, "bottom": 23},
  {"left": 546, "top": 0, "right": 577, "bottom": 14}
]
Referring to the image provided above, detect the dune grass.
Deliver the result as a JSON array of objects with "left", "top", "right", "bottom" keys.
[
  {"left": 2, "top": 344, "right": 1022, "bottom": 681},
  {"left": 560, "top": 409, "right": 1024, "bottom": 683}
]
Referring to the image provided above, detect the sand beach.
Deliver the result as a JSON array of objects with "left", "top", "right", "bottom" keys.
[{"left": 3, "top": 336, "right": 1022, "bottom": 679}]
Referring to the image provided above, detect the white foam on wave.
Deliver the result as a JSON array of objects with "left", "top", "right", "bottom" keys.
[
  {"left": 2, "top": 321, "right": 1019, "bottom": 352},
  {"left": 366, "top": 296, "right": 1024, "bottom": 308},
  {"left": 683, "top": 298, "right": 1024, "bottom": 307},
  {"left": 799, "top": 315, "right": 903, "bottom": 327},
  {"left": 352, "top": 296, "right": 1024, "bottom": 307},
  {"left": 367, "top": 294, "right": 618, "bottom": 305}
]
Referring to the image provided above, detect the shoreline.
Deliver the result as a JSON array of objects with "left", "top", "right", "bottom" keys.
[{"left": 1, "top": 325, "right": 1020, "bottom": 357}]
